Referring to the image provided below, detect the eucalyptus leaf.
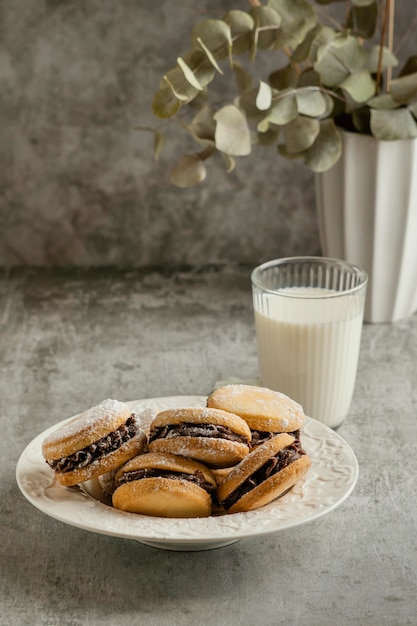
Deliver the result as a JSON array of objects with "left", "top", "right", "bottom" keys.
[
  {"left": 370, "top": 108, "right": 417, "bottom": 140},
  {"left": 213, "top": 105, "right": 252, "bottom": 156},
  {"left": 256, "top": 81, "right": 273, "bottom": 111},
  {"left": 177, "top": 57, "right": 203, "bottom": 91},
  {"left": 221, "top": 153, "right": 236, "bottom": 173},
  {"left": 366, "top": 45, "right": 398, "bottom": 73},
  {"left": 239, "top": 88, "right": 266, "bottom": 120},
  {"left": 297, "top": 68, "right": 321, "bottom": 88},
  {"left": 351, "top": 0, "right": 376, "bottom": 6},
  {"left": 315, "top": 35, "right": 367, "bottom": 87},
  {"left": 191, "top": 19, "right": 232, "bottom": 61},
  {"left": 232, "top": 62, "right": 253, "bottom": 94},
  {"left": 249, "top": 6, "right": 282, "bottom": 50},
  {"left": 284, "top": 116, "right": 320, "bottom": 153},
  {"left": 153, "top": 131, "right": 165, "bottom": 161},
  {"left": 400, "top": 56, "right": 417, "bottom": 78},
  {"left": 188, "top": 107, "right": 216, "bottom": 146},
  {"left": 352, "top": 107, "right": 371, "bottom": 133},
  {"left": 269, "top": 65, "right": 298, "bottom": 90},
  {"left": 152, "top": 88, "right": 181, "bottom": 118},
  {"left": 296, "top": 87, "right": 333, "bottom": 117},
  {"left": 390, "top": 72, "right": 417, "bottom": 105},
  {"left": 196, "top": 38, "right": 224, "bottom": 75},
  {"left": 292, "top": 24, "right": 337, "bottom": 64},
  {"left": 347, "top": 3, "right": 378, "bottom": 39},
  {"left": 163, "top": 66, "right": 200, "bottom": 103},
  {"left": 304, "top": 119, "right": 342, "bottom": 172},
  {"left": 257, "top": 126, "right": 280, "bottom": 145},
  {"left": 223, "top": 10, "right": 254, "bottom": 56},
  {"left": 340, "top": 69, "right": 375, "bottom": 103},
  {"left": 268, "top": 0, "right": 316, "bottom": 48},
  {"left": 182, "top": 49, "right": 216, "bottom": 88},
  {"left": 170, "top": 155, "right": 207, "bottom": 188},
  {"left": 368, "top": 94, "right": 400, "bottom": 110},
  {"left": 268, "top": 92, "right": 298, "bottom": 125}
]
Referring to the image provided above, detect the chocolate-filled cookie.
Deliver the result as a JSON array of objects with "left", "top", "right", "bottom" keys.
[
  {"left": 148, "top": 406, "right": 251, "bottom": 468},
  {"left": 207, "top": 384, "right": 305, "bottom": 446},
  {"left": 112, "top": 452, "right": 217, "bottom": 518},
  {"left": 216, "top": 433, "right": 311, "bottom": 513},
  {"left": 42, "top": 399, "right": 147, "bottom": 487}
]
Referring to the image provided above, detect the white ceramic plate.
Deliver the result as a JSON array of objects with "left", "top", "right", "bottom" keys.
[{"left": 16, "top": 395, "right": 359, "bottom": 551}]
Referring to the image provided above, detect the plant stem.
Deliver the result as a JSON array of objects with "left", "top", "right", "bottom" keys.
[
  {"left": 387, "top": 0, "right": 395, "bottom": 89},
  {"left": 375, "top": 0, "right": 392, "bottom": 93}
]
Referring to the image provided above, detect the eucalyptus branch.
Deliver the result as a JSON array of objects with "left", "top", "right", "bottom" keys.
[{"left": 376, "top": 0, "right": 391, "bottom": 93}]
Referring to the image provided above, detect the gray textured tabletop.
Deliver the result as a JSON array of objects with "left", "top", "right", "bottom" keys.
[{"left": 1, "top": 267, "right": 416, "bottom": 626}]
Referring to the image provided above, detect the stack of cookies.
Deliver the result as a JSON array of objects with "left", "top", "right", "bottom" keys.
[{"left": 42, "top": 386, "right": 311, "bottom": 519}]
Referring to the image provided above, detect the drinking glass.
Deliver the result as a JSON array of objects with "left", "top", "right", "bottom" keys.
[{"left": 251, "top": 257, "right": 368, "bottom": 428}]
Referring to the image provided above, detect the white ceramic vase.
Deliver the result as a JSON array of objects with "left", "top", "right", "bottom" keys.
[{"left": 315, "top": 130, "right": 417, "bottom": 323}]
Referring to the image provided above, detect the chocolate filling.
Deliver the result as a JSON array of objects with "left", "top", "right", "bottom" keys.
[
  {"left": 47, "top": 415, "right": 139, "bottom": 473},
  {"left": 148, "top": 422, "right": 249, "bottom": 445},
  {"left": 221, "top": 441, "right": 306, "bottom": 510},
  {"left": 250, "top": 429, "right": 300, "bottom": 447},
  {"left": 116, "top": 468, "right": 215, "bottom": 495}
]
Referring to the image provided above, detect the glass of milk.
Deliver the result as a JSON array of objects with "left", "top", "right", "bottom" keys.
[{"left": 251, "top": 257, "right": 368, "bottom": 428}]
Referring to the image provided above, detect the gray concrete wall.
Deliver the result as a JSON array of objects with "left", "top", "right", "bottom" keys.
[{"left": 0, "top": 0, "right": 414, "bottom": 267}]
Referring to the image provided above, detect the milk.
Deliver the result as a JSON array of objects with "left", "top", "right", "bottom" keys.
[{"left": 253, "top": 287, "right": 364, "bottom": 428}]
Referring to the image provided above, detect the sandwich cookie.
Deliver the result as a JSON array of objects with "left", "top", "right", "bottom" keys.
[
  {"left": 148, "top": 407, "right": 251, "bottom": 467},
  {"left": 112, "top": 452, "right": 217, "bottom": 518},
  {"left": 42, "top": 399, "right": 148, "bottom": 487},
  {"left": 207, "top": 384, "right": 305, "bottom": 447},
  {"left": 216, "top": 433, "right": 311, "bottom": 513}
]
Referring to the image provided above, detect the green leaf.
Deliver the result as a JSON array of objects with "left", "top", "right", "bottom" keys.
[
  {"left": 221, "top": 153, "right": 236, "bottom": 173},
  {"left": 152, "top": 87, "right": 181, "bottom": 118},
  {"left": 390, "top": 72, "right": 417, "bottom": 105},
  {"left": 365, "top": 45, "right": 398, "bottom": 73},
  {"left": 352, "top": 107, "right": 371, "bottom": 133},
  {"left": 400, "top": 56, "right": 417, "bottom": 78},
  {"left": 340, "top": 69, "right": 375, "bottom": 103},
  {"left": 268, "top": 0, "right": 317, "bottom": 48},
  {"left": 163, "top": 67, "right": 199, "bottom": 103},
  {"left": 223, "top": 10, "right": 254, "bottom": 56},
  {"left": 351, "top": 0, "right": 376, "bottom": 5},
  {"left": 257, "top": 126, "right": 280, "bottom": 145},
  {"left": 239, "top": 88, "right": 266, "bottom": 120},
  {"left": 189, "top": 106, "right": 216, "bottom": 145},
  {"left": 213, "top": 105, "right": 252, "bottom": 156},
  {"left": 292, "top": 24, "right": 336, "bottom": 64},
  {"left": 182, "top": 49, "right": 216, "bottom": 88},
  {"left": 232, "top": 62, "right": 253, "bottom": 93},
  {"left": 196, "top": 37, "right": 224, "bottom": 75},
  {"left": 256, "top": 81, "right": 272, "bottom": 111},
  {"left": 297, "top": 68, "right": 321, "bottom": 88},
  {"left": 170, "top": 155, "right": 207, "bottom": 188},
  {"left": 153, "top": 131, "right": 165, "bottom": 161},
  {"left": 177, "top": 57, "right": 203, "bottom": 91},
  {"left": 250, "top": 6, "right": 282, "bottom": 50},
  {"left": 296, "top": 87, "right": 333, "bottom": 117},
  {"left": 347, "top": 2, "right": 378, "bottom": 39},
  {"left": 368, "top": 94, "right": 400, "bottom": 110},
  {"left": 268, "top": 92, "right": 298, "bottom": 125},
  {"left": 191, "top": 19, "right": 232, "bottom": 61},
  {"left": 284, "top": 116, "right": 320, "bottom": 153},
  {"left": 315, "top": 35, "right": 367, "bottom": 87},
  {"left": 370, "top": 108, "right": 417, "bottom": 140},
  {"left": 304, "top": 119, "right": 342, "bottom": 172},
  {"left": 269, "top": 64, "right": 298, "bottom": 90}
]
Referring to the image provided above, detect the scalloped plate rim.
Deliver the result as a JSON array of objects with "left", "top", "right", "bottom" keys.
[{"left": 16, "top": 395, "right": 359, "bottom": 550}]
